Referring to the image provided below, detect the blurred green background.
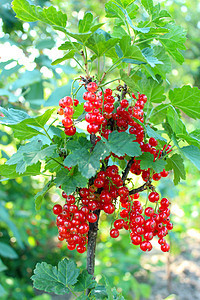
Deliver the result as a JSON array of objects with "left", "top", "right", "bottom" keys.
[{"left": 0, "top": 0, "right": 200, "bottom": 299}]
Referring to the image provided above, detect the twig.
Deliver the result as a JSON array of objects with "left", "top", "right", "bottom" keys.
[
  {"left": 129, "top": 181, "right": 154, "bottom": 195},
  {"left": 122, "top": 157, "right": 134, "bottom": 182}
]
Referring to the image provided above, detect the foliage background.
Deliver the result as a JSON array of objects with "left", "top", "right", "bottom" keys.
[{"left": 0, "top": 0, "right": 200, "bottom": 299}]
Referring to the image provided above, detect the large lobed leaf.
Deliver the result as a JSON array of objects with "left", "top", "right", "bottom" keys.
[
  {"left": 12, "top": 0, "right": 67, "bottom": 28},
  {"left": 31, "top": 258, "right": 80, "bottom": 295},
  {"left": 169, "top": 85, "right": 200, "bottom": 120},
  {"left": 165, "top": 153, "right": 186, "bottom": 185}
]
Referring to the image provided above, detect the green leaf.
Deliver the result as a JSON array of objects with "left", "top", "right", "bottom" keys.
[
  {"left": 165, "top": 154, "right": 186, "bottom": 185},
  {"left": 142, "top": 47, "right": 163, "bottom": 68},
  {"left": 91, "top": 285, "right": 107, "bottom": 299},
  {"left": 58, "top": 41, "right": 82, "bottom": 51},
  {"left": 65, "top": 30, "right": 93, "bottom": 44},
  {"left": 31, "top": 258, "right": 80, "bottom": 295},
  {"left": 74, "top": 270, "right": 96, "bottom": 292},
  {"left": 150, "top": 104, "right": 168, "bottom": 125},
  {"left": 119, "top": 37, "right": 147, "bottom": 62},
  {"left": 12, "top": 0, "right": 67, "bottom": 27},
  {"left": 136, "top": 152, "right": 166, "bottom": 172},
  {"left": 79, "top": 12, "right": 93, "bottom": 33},
  {"left": 148, "top": 46, "right": 171, "bottom": 79},
  {"left": 180, "top": 145, "right": 200, "bottom": 171},
  {"left": 35, "top": 180, "right": 55, "bottom": 211},
  {"left": 24, "top": 145, "right": 57, "bottom": 166},
  {"left": 146, "top": 125, "right": 167, "bottom": 142},
  {"left": 136, "top": 76, "right": 166, "bottom": 103},
  {"left": 86, "top": 33, "right": 119, "bottom": 57},
  {"left": 159, "top": 24, "right": 187, "bottom": 64},
  {"left": 141, "top": 0, "right": 153, "bottom": 15},
  {"left": 0, "top": 107, "right": 30, "bottom": 125},
  {"left": 10, "top": 109, "right": 55, "bottom": 140},
  {"left": 107, "top": 131, "right": 141, "bottom": 157},
  {"left": 0, "top": 259, "right": 7, "bottom": 272},
  {"left": 55, "top": 168, "right": 87, "bottom": 194},
  {"left": 169, "top": 85, "right": 200, "bottom": 119},
  {"left": 51, "top": 51, "right": 76, "bottom": 65},
  {"left": 0, "top": 162, "right": 41, "bottom": 179},
  {"left": 0, "top": 242, "right": 18, "bottom": 259}
]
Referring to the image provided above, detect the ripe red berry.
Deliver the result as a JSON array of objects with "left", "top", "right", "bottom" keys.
[
  {"left": 53, "top": 204, "right": 62, "bottom": 215},
  {"left": 110, "top": 228, "right": 119, "bottom": 238},
  {"left": 148, "top": 191, "right": 160, "bottom": 203},
  {"left": 87, "top": 82, "right": 98, "bottom": 93},
  {"left": 149, "top": 137, "right": 158, "bottom": 147}
]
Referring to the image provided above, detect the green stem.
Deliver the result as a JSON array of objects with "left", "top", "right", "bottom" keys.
[
  {"left": 99, "top": 78, "right": 121, "bottom": 87},
  {"left": 73, "top": 58, "right": 85, "bottom": 71},
  {"left": 47, "top": 118, "right": 58, "bottom": 132},
  {"left": 43, "top": 127, "right": 54, "bottom": 143},
  {"left": 49, "top": 157, "right": 65, "bottom": 168}
]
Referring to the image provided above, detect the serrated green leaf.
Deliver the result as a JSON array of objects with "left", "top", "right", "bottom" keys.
[
  {"left": 0, "top": 107, "right": 30, "bottom": 125},
  {"left": 180, "top": 145, "right": 200, "bottom": 170},
  {"left": 142, "top": 47, "right": 163, "bottom": 68},
  {"left": 58, "top": 41, "right": 82, "bottom": 51},
  {"left": 136, "top": 152, "right": 154, "bottom": 170},
  {"left": 12, "top": 0, "right": 67, "bottom": 27},
  {"left": 55, "top": 168, "right": 87, "bottom": 194},
  {"left": 119, "top": 36, "right": 147, "bottom": 63},
  {"left": 35, "top": 180, "right": 55, "bottom": 211},
  {"left": 165, "top": 153, "right": 186, "bottom": 185},
  {"left": 169, "top": 85, "right": 200, "bottom": 120},
  {"left": 86, "top": 33, "right": 119, "bottom": 57},
  {"left": 150, "top": 104, "right": 168, "bottom": 125},
  {"left": 148, "top": 46, "right": 171, "bottom": 79},
  {"left": 146, "top": 125, "right": 167, "bottom": 142},
  {"left": 159, "top": 24, "right": 187, "bottom": 64},
  {"left": 31, "top": 258, "right": 80, "bottom": 295},
  {"left": 0, "top": 242, "right": 18, "bottom": 259},
  {"left": 51, "top": 51, "right": 76, "bottom": 65},
  {"left": 153, "top": 159, "right": 167, "bottom": 173},
  {"left": 65, "top": 30, "right": 93, "bottom": 44},
  {"left": 74, "top": 270, "right": 96, "bottom": 292},
  {"left": 107, "top": 131, "right": 141, "bottom": 157},
  {"left": 141, "top": 0, "right": 153, "bottom": 15},
  {"left": 136, "top": 76, "right": 166, "bottom": 103},
  {"left": 0, "top": 162, "right": 41, "bottom": 179},
  {"left": 79, "top": 12, "right": 93, "bottom": 33},
  {"left": 10, "top": 109, "right": 55, "bottom": 140},
  {"left": 24, "top": 145, "right": 57, "bottom": 166}
]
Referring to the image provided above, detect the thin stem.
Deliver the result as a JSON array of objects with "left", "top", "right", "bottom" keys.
[
  {"left": 47, "top": 118, "right": 58, "bottom": 132},
  {"left": 43, "top": 127, "right": 54, "bottom": 143},
  {"left": 129, "top": 181, "right": 153, "bottom": 195},
  {"left": 73, "top": 58, "right": 85, "bottom": 72},
  {"left": 49, "top": 157, "right": 65, "bottom": 168},
  {"left": 122, "top": 157, "right": 134, "bottom": 183},
  {"left": 99, "top": 78, "right": 121, "bottom": 87}
]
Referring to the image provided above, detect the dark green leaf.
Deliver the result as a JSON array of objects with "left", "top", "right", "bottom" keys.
[
  {"left": 107, "top": 131, "right": 141, "bottom": 157},
  {"left": 55, "top": 168, "right": 87, "bottom": 194},
  {"left": 119, "top": 37, "right": 147, "bottom": 62},
  {"left": 31, "top": 258, "right": 80, "bottom": 295},
  {"left": 165, "top": 154, "right": 186, "bottom": 185},
  {"left": 146, "top": 125, "right": 167, "bottom": 142},
  {"left": 24, "top": 145, "right": 57, "bottom": 166},
  {"left": 136, "top": 76, "right": 166, "bottom": 103},
  {"left": 169, "top": 85, "right": 200, "bottom": 119},
  {"left": 74, "top": 270, "right": 96, "bottom": 292},
  {"left": 0, "top": 242, "right": 18, "bottom": 259},
  {"left": 12, "top": 0, "right": 67, "bottom": 27},
  {"left": 180, "top": 146, "right": 200, "bottom": 170}
]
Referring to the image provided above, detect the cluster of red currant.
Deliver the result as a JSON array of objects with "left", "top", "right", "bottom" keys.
[
  {"left": 54, "top": 81, "right": 173, "bottom": 253},
  {"left": 57, "top": 96, "right": 79, "bottom": 136},
  {"left": 111, "top": 192, "right": 172, "bottom": 252}
]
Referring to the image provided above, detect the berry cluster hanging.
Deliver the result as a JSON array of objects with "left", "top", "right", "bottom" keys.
[{"left": 54, "top": 80, "right": 173, "bottom": 253}]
